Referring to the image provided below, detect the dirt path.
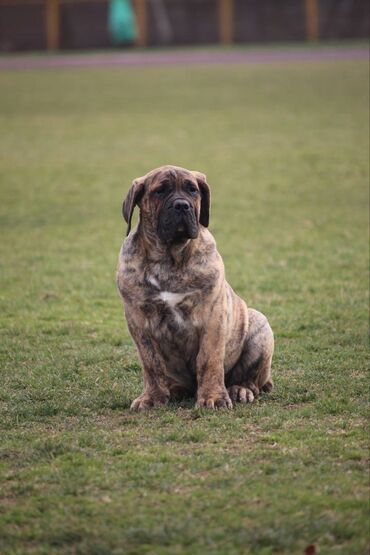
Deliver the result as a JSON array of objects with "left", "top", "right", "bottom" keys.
[{"left": 0, "top": 46, "right": 367, "bottom": 71}]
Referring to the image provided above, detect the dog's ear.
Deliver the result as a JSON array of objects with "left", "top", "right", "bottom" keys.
[
  {"left": 122, "top": 176, "right": 146, "bottom": 236},
  {"left": 192, "top": 171, "right": 210, "bottom": 228}
]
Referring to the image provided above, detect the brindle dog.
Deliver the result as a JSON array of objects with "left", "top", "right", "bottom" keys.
[{"left": 117, "top": 165, "right": 274, "bottom": 410}]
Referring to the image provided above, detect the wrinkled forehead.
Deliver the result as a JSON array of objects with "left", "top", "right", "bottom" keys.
[{"left": 147, "top": 166, "right": 195, "bottom": 189}]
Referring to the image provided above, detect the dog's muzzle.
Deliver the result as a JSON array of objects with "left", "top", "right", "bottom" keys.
[
  {"left": 173, "top": 198, "right": 190, "bottom": 213},
  {"left": 158, "top": 196, "right": 199, "bottom": 244}
]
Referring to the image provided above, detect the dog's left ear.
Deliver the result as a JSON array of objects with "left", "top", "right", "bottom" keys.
[
  {"left": 192, "top": 171, "right": 210, "bottom": 227},
  {"left": 122, "top": 176, "right": 146, "bottom": 236}
]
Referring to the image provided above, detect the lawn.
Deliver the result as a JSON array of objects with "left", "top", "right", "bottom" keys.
[{"left": 0, "top": 55, "right": 368, "bottom": 554}]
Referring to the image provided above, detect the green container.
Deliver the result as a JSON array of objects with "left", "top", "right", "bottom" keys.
[{"left": 108, "top": 0, "right": 137, "bottom": 44}]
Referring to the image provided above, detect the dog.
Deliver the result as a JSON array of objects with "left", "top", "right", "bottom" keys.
[{"left": 117, "top": 165, "right": 274, "bottom": 410}]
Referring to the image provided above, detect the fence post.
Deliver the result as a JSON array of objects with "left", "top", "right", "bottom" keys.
[
  {"left": 133, "top": 0, "right": 148, "bottom": 47},
  {"left": 219, "top": 0, "right": 234, "bottom": 44},
  {"left": 45, "top": 0, "right": 60, "bottom": 50},
  {"left": 304, "top": 0, "right": 319, "bottom": 41}
]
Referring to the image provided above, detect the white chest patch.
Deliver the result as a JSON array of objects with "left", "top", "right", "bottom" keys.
[
  {"left": 156, "top": 291, "right": 192, "bottom": 327},
  {"left": 158, "top": 291, "right": 187, "bottom": 307},
  {"left": 147, "top": 275, "right": 160, "bottom": 289}
]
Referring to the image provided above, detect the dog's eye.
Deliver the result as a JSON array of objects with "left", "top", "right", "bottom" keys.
[
  {"left": 153, "top": 181, "right": 170, "bottom": 197},
  {"left": 153, "top": 187, "right": 166, "bottom": 197},
  {"left": 186, "top": 183, "right": 198, "bottom": 195}
]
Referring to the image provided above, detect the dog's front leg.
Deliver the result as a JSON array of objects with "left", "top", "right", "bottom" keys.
[
  {"left": 195, "top": 312, "right": 232, "bottom": 409},
  {"left": 128, "top": 326, "right": 170, "bottom": 412}
]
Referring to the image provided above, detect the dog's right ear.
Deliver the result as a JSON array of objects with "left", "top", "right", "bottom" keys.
[
  {"left": 192, "top": 171, "right": 210, "bottom": 228},
  {"left": 122, "top": 176, "right": 146, "bottom": 236}
]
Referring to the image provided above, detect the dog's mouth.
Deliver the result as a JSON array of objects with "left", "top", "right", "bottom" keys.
[
  {"left": 158, "top": 208, "right": 198, "bottom": 244},
  {"left": 172, "top": 228, "right": 191, "bottom": 244}
]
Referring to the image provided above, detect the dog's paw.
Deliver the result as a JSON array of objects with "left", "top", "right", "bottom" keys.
[
  {"left": 261, "top": 380, "right": 273, "bottom": 393},
  {"left": 227, "top": 385, "right": 257, "bottom": 404},
  {"left": 196, "top": 389, "right": 233, "bottom": 409},
  {"left": 130, "top": 392, "right": 168, "bottom": 412}
]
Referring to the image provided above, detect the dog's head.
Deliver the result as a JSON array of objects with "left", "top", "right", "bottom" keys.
[{"left": 122, "top": 165, "right": 210, "bottom": 244}]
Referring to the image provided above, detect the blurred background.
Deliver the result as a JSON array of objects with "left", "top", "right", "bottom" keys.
[{"left": 0, "top": 0, "right": 368, "bottom": 52}]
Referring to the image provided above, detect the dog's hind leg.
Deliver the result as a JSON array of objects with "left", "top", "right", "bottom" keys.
[{"left": 226, "top": 308, "right": 274, "bottom": 404}]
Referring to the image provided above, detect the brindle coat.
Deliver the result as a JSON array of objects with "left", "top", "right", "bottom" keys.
[{"left": 117, "top": 165, "right": 274, "bottom": 410}]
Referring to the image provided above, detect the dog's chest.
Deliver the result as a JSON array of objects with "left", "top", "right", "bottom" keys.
[{"left": 142, "top": 270, "right": 201, "bottom": 331}]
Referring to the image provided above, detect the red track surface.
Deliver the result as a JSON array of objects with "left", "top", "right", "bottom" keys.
[{"left": 0, "top": 46, "right": 368, "bottom": 71}]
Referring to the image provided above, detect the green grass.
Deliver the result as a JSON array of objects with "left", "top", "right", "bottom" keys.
[{"left": 0, "top": 55, "right": 368, "bottom": 554}]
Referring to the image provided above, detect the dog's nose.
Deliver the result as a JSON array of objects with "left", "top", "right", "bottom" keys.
[{"left": 173, "top": 199, "right": 190, "bottom": 212}]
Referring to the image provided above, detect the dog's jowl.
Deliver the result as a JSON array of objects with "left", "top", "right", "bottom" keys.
[{"left": 116, "top": 165, "right": 274, "bottom": 410}]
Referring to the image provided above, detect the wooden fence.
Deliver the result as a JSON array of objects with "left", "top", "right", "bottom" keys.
[{"left": 0, "top": 0, "right": 367, "bottom": 52}]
